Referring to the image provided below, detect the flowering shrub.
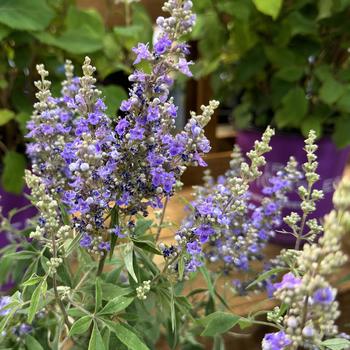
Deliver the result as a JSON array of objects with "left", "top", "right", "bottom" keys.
[{"left": 0, "top": 1, "right": 350, "bottom": 350}]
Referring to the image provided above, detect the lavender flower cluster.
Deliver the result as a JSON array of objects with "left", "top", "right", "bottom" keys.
[
  {"left": 161, "top": 127, "right": 302, "bottom": 275},
  {"left": 25, "top": 0, "right": 219, "bottom": 254},
  {"left": 165, "top": 148, "right": 300, "bottom": 274},
  {"left": 262, "top": 133, "right": 350, "bottom": 350}
]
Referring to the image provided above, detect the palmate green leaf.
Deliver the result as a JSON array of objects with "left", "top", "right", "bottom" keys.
[
  {"left": 198, "top": 312, "right": 241, "bottom": 337},
  {"left": 35, "top": 6, "right": 105, "bottom": 54},
  {"left": 301, "top": 117, "right": 322, "bottom": 138},
  {"left": 286, "top": 12, "right": 317, "bottom": 37},
  {"left": 0, "top": 0, "right": 54, "bottom": 31},
  {"left": 253, "top": 0, "right": 283, "bottom": 19},
  {"left": 337, "top": 89, "right": 350, "bottom": 113},
  {"left": 25, "top": 334, "right": 44, "bottom": 350},
  {"left": 275, "top": 87, "right": 308, "bottom": 129},
  {"left": 321, "top": 338, "right": 350, "bottom": 350},
  {"left": 0, "top": 23, "right": 10, "bottom": 40},
  {"left": 69, "top": 316, "right": 93, "bottom": 336},
  {"left": 0, "top": 109, "right": 14, "bottom": 126},
  {"left": 318, "top": 0, "right": 334, "bottom": 19},
  {"left": 122, "top": 243, "right": 138, "bottom": 282},
  {"left": 102, "top": 319, "right": 150, "bottom": 350},
  {"left": 264, "top": 46, "right": 296, "bottom": 67},
  {"left": 1, "top": 151, "right": 26, "bottom": 194},
  {"left": 97, "top": 296, "right": 134, "bottom": 315},
  {"left": 88, "top": 322, "right": 106, "bottom": 350},
  {"left": 275, "top": 66, "right": 304, "bottom": 82},
  {"left": 14, "top": 112, "right": 31, "bottom": 135},
  {"left": 131, "top": 3, "right": 153, "bottom": 44},
  {"left": 217, "top": 0, "right": 252, "bottom": 20},
  {"left": 319, "top": 78, "right": 346, "bottom": 105},
  {"left": 333, "top": 116, "right": 350, "bottom": 148}
]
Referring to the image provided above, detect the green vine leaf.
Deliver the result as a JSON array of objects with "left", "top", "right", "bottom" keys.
[
  {"left": 1, "top": 151, "right": 26, "bottom": 194},
  {"left": 0, "top": 109, "right": 14, "bottom": 126},
  {"left": 253, "top": 0, "right": 283, "bottom": 19},
  {"left": 0, "top": 0, "right": 54, "bottom": 31}
]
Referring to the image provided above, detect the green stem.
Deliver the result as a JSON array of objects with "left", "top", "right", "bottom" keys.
[
  {"left": 97, "top": 253, "right": 107, "bottom": 277},
  {"left": 51, "top": 229, "right": 72, "bottom": 328},
  {"left": 155, "top": 196, "right": 169, "bottom": 242},
  {"left": 295, "top": 185, "right": 312, "bottom": 250}
]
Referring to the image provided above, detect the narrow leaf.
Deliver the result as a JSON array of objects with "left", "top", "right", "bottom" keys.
[
  {"left": 88, "top": 322, "right": 106, "bottom": 350},
  {"left": 28, "top": 281, "right": 44, "bottom": 323},
  {"left": 134, "top": 219, "right": 153, "bottom": 236},
  {"left": 253, "top": 0, "right": 283, "bottom": 19},
  {"left": 1, "top": 151, "right": 26, "bottom": 194},
  {"left": 132, "top": 238, "right": 161, "bottom": 255},
  {"left": 65, "top": 232, "right": 83, "bottom": 257},
  {"left": 199, "top": 266, "right": 215, "bottom": 299},
  {"left": 95, "top": 277, "right": 102, "bottom": 312},
  {"left": 103, "top": 320, "right": 150, "bottom": 350},
  {"left": 97, "top": 296, "right": 134, "bottom": 315},
  {"left": 25, "top": 334, "right": 44, "bottom": 350},
  {"left": 246, "top": 267, "right": 287, "bottom": 289},
  {"left": 321, "top": 338, "right": 350, "bottom": 350},
  {"left": 122, "top": 243, "right": 138, "bottom": 282},
  {"left": 69, "top": 316, "right": 93, "bottom": 336},
  {"left": 200, "top": 312, "right": 240, "bottom": 337},
  {"left": 22, "top": 275, "right": 43, "bottom": 287}
]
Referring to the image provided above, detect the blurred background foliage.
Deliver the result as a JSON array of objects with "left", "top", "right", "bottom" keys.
[
  {"left": 191, "top": 0, "right": 350, "bottom": 148},
  {"left": 0, "top": 0, "right": 152, "bottom": 194}
]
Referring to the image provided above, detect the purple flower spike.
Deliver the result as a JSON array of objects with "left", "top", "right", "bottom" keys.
[
  {"left": 273, "top": 272, "right": 302, "bottom": 291},
  {"left": 80, "top": 234, "right": 92, "bottom": 248},
  {"left": 186, "top": 241, "right": 202, "bottom": 255},
  {"left": 0, "top": 296, "right": 11, "bottom": 316},
  {"left": 262, "top": 331, "right": 292, "bottom": 350},
  {"left": 132, "top": 43, "right": 152, "bottom": 65},
  {"left": 154, "top": 34, "right": 172, "bottom": 55},
  {"left": 312, "top": 287, "right": 335, "bottom": 305},
  {"left": 177, "top": 58, "right": 193, "bottom": 77}
]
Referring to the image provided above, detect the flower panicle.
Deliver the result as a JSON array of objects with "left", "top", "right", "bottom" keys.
[{"left": 267, "top": 178, "right": 350, "bottom": 349}]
